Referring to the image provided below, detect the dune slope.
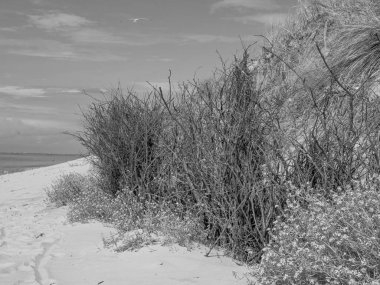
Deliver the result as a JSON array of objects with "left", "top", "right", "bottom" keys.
[{"left": 0, "top": 158, "right": 250, "bottom": 285}]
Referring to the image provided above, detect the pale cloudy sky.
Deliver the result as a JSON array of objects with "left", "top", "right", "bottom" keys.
[{"left": 0, "top": 0, "right": 297, "bottom": 154}]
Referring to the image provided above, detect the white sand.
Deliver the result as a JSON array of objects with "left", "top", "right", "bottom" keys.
[{"left": 0, "top": 158, "right": 252, "bottom": 285}]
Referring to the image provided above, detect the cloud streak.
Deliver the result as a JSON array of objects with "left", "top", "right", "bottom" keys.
[
  {"left": 230, "top": 13, "right": 288, "bottom": 25},
  {"left": 210, "top": 0, "right": 280, "bottom": 13},
  {"left": 29, "top": 0, "right": 45, "bottom": 5},
  {"left": 2, "top": 31, "right": 246, "bottom": 61},
  {"left": 59, "top": 89, "right": 82, "bottom": 94},
  {"left": 28, "top": 12, "right": 93, "bottom": 30},
  {"left": 27, "top": 12, "right": 152, "bottom": 46},
  {"left": 26, "top": 11, "right": 244, "bottom": 46},
  {"left": 0, "top": 9, "right": 253, "bottom": 65},
  {"left": 20, "top": 118, "right": 75, "bottom": 130},
  {"left": 0, "top": 86, "right": 46, "bottom": 97},
  {"left": 0, "top": 27, "right": 20, "bottom": 32},
  {"left": 9, "top": 48, "right": 129, "bottom": 61},
  {"left": 0, "top": 37, "right": 129, "bottom": 61},
  {"left": 0, "top": 116, "right": 76, "bottom": 140},
  {"left": 0, "top": 102, "right": 56, "bottom": 115},
  {"left": 181, "top": 33, "right": 243, "bottom": 43},
  {"left": 146, "top": 56, "right": 174, "bottom": 62},
  {"left": 67, "top": 28, "right": 129, "bottom": 44}
]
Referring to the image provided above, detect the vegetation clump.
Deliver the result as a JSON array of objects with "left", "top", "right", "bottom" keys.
[
  {"left": 47, "top": 0, "right": 380, "bottom": 282},
  {"left": 47, "top": 173, "right": 206, "bottom": 250},
  {"left": 253, "top": 180, "right": 380, "bottom": 284},
  {"left": 46, "top": 173, "right": 89, "bottom": 207}
]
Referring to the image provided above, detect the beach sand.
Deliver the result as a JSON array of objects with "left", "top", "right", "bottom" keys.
[{"left": 0, "top": 158, "right": 251, "bottom": 285}]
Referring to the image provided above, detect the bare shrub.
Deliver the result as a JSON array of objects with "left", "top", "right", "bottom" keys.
[
  {"left": 154, "top": 50, "right": 289, "bottom": 262},
  {"left": 73, "top": 86, "right": 164, "bottom": 197},
  {"left": 66, "top": 0, "right": 380, "bottom": 267}
]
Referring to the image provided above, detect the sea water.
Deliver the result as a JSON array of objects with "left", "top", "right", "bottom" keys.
[{"left": 0, "top": 152, "right": 83, "bottom": 175}]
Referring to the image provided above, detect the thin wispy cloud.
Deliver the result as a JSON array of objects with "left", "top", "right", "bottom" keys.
[
  {"left": 0, "top": 38, "right": 35, "bottom": 48},
  {"left": 67, "top": 28, "right": 128, "bottom": 44},
  {"left": 33, "top": 88, "right": 82, "bottom": 94},
  {"left": 60, "top": 89, "right": 82, "bottom": 94},
  {"left": 0, "top": 117, "right": 32, "bottom": 138},
  {"left": 0, "top": 0, "right": 298, "bottom": 154},
  {"left": 3, "top": 8, "right": 248, "bottom": 55},
  {"left": 0, "top": 27, "right": 19, "bottom": 32},
  {"left": 146, "top": 56, "right": 174, "bottom": 62},
  {"left": 231, "top": 13, "right": 288, "bottom": 25},
  {"left": 0, "top": 102, "right": 57, "bottom": 115},
  {"left": 1, "top": 31, "right": 247, "bottom": 61},
  {"left": 9, "top": 48, "right": 129, "bottom": 61},
  {"left": 0, "top": 117, "right": 75, "bottom": 139},
  {"left": 0, "top": 86, "right": 46, "bottom": 97},
  {"left": 21, "top": 118, "right": 75, "bottom": 130},
  {"left": 28, "top": 16, "right": 166, "bottom": 46},
  {"left": 210, "top": 0, "right": 280, "bottom": 13},
  {"left": 29, "top": 0, "right": 45, "bottom": 5},
  {"left": 0, "top": 37, "right": 129, "bottom": 61},
  {"left": 182, "top": 34, "right": 242, "bottom": 44},
  {"left": 68, "top": 29, "right": 241, "bottom": 46},
  {"left": 27, "top": 11, "right": 137, "bottom": 45},
  {"left": 28, "top": 12, "right": 92, "bottom": 31},
  {"left": 27, "top": 10, "right": 245, "bottom": 46},
  {"left": 129, "top": 18, "right": 149, "bottom": 23},
  {"left": 68, "top": 29, "right": 183, "bottom": 46},
  {"left": 1, "top": 11, "right": 136, "bottom": 59}
]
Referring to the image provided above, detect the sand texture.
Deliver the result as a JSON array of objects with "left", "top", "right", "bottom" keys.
[{"left": 0, "top": 158, "right": 250, "bottom": 285}]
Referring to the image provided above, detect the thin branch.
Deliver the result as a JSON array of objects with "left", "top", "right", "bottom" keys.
[
  {"left": 148, "top": 82, "right": 190, "bottom": 139},
  {"left": 315, "top": 43, "right": 354, "bottom": 98},
  {"left": 262, "top": 46, "right": 307, "bottom": 86}
]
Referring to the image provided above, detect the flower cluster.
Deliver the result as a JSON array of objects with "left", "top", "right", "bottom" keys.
[
  {"left": 252, "top": 179, "right": 380, "bottom": 284},
  {"left": 46, "top": 174, "right": 206, "bottom": 251}
]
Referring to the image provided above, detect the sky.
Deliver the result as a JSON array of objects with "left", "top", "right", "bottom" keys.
[{"left": 0, "top": 0, "right": 297, "bottom": 154}]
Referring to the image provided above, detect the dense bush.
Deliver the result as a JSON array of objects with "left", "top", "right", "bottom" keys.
[
  {"left": 69, "top": 53, "right": 289, "bottom": 261},
  {"left": 65, "top": 0, "right": 380, "bottom": 267},
  {"left": 154, "top": 53, "right": 288, "bottom": 261},
  {"left": 256, "top": 0, "right": 380, "bottom": 191},
  {"left": 252, "top": 179, "right": 380, "bottom": 284},
  {"left": 73, "top": 87, "right": 164, "bottom": 197}
]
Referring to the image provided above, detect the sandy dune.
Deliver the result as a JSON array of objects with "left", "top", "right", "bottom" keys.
[{"left": 0, "top": 158, "right": 251, "bottom": 285}]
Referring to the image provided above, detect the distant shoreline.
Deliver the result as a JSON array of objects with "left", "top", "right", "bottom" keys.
[
  {"left": 0, "top": 153, "right": 85, "bottom": 175},
  {"left": 0, "top": 152, "right": 85, "bottom": 156}
]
